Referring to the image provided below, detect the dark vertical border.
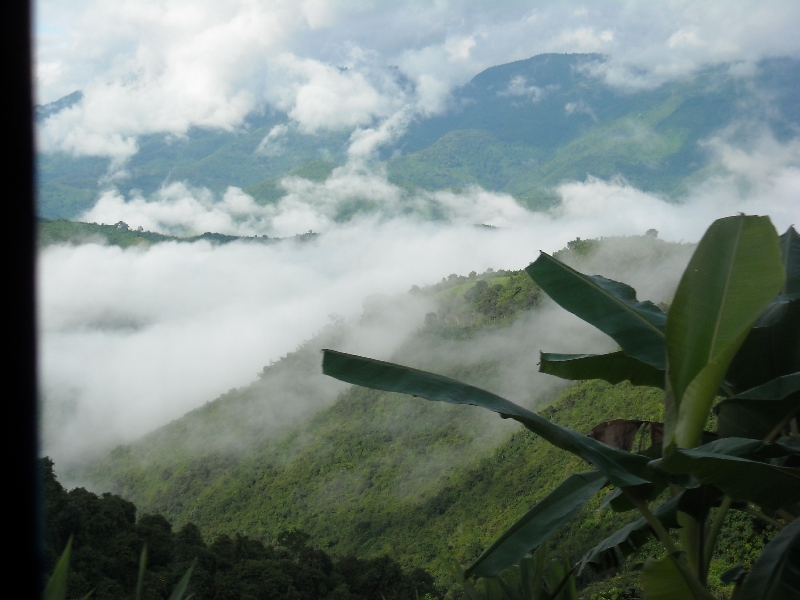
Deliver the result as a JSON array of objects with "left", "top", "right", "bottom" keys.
[{"left": 5, "top": 0, "right": 43, "bottom": 592}]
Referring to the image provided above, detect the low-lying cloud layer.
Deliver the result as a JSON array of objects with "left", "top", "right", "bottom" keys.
[
  {"left": 79, "top": 131, "right": 800, "bottom": 240},
  {"left": 39, "top": 130, "right": 800, "bottom": 471},
  {"left": 36, "top": 1, "right": 800, "bottom": 159}
]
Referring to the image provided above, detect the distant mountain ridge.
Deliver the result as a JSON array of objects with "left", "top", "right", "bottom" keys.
[
  {"left": 38, "top": 218, "right": 319, "bottom": 248},
  {"left": 36, "top": 54, "right": 800, "bottom": 219}
]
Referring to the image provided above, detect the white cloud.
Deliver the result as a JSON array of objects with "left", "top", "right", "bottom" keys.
[
  {"left": 558, "top": 27, "right": 614, "bottom": 52},
  {"left": 498, "top": 75, "right": 543, "bottom": 101},
  {"left": 255, "top": 123, "right": 289, "bottom": 156},
  {"left": 445, "top": 36, "right": 476, "bottom": 62},
  {"left": 34, "top": 1, "right": 800, "bottom": 471},
  {"left": 38, "top": 137, "right": 800, "bottom": 464},
  {"left": 270, "top": 55, "right": 386, "bottom": 134},
  {"left": 36, "top": 1, "right": 800, "bottom": 159},
  {"left": 40, "top": 130, "right": 800, "bottom": 469}
]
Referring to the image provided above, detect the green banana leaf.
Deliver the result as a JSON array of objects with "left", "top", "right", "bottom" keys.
[
  {"left": 466, "top": 471, "right": 607, "bottom": 578},
  {"left": 724, "top": 228, "right": 800, "bottom": 393},
  {"left": 780, "top": 225, "right": 800, "bottom": 296},
  {"left": 539, "top": 352, "right": 664, "bottom": 388},
  {"left": 322, "top": 349, "right": 660, "bottom": 487},
  {"left": 739, "top": 516, "right": 800, "bottom": 600},
  {"left": 714, "top": 372, "right": 800, "bottom": 438},
  {"left": 725, "top": 298, "right": 800, "bottom": 394},
  {"left": 167, "top": 560, "right": 195, "bottom": 600},
  {"left": 665, "top": 215, "right": 785, "bottom": 448},
  {"left": 44, "top": 537, "right": 72, "bottom": 600},
  {"left": 641, "top": 554, "right": 697, "bottom": 600},
  {"left": 654, "top": 438, "right": 800, "bottom": 511},
  {"left": 525, "top": 253, "right": 667, "bottom": 369},
  {"left": 579, "top": 493, "right": 682, "bottom": 573},
  {"left": 135, "top": 545, "right": 147, "bottom": 600},
  {"left": 719, "top": 564, "right": 748, "bottom": 586}
]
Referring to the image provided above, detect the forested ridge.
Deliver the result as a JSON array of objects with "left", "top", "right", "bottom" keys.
[
  {"left": 43, "top": 458, "right": 438, "bottom": 600},
  {"left": 37, "top": 218, "right": 319, "bottom": 248}
]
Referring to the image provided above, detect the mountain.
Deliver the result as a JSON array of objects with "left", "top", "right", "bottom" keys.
[
  {"left": 388, "top": 55, "right": 800, "bottom": 208},
  {"left": 36, "top": 54, "right": 800, "bottom": 220},
  {"left": 76, "top": 235, "right": 777, "bottom": 596}
]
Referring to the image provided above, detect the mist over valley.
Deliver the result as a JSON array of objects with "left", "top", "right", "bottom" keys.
[{"left": 35, "top": 3, "right": 800, "bottom": 596}]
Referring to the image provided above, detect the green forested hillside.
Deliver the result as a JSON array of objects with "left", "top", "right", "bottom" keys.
[
  {"left": 43, "top": 458, "right": 438, "bottom": 600},
  {"left": 38, "top": 218, "right": 318, "bottom": 248},
  {"left": 244, "top": 160, "right": 338, "bottom": 205},
  {"left": 388, "top": 56, "right": 800, "bottom": 204},
  {"left": 37, "top": 54, "right": 800, "bottom": 219},
  {"left": 77, "top": 235, "right": 781, "bottom": 597}
]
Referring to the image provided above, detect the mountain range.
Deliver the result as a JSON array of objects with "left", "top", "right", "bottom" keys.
[{"left": 37, "top": 53, "right": 800, "bottom": 220}]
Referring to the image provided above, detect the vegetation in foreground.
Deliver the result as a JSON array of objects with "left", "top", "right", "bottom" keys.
[
  {"left": 323, "top": 215, "right": 800, "bottom": 599},
  {"left": 42, "top": 457, "right": 438, "bottom": 600}
]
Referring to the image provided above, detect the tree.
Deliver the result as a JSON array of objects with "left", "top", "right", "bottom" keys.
[{"left": 322, "top": 214, "right": 800, "bottom": 599}]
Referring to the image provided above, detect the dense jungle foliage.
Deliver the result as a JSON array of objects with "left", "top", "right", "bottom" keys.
[{"left": 43, "top": 458, "right": 438, "bottom": 600}]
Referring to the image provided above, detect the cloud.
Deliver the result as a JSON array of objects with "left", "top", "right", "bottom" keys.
[
  {"left": 498, "top": 75, "right": 543, "bottom": 101},
  {"left": 269, "top": 53, "right": 406, "bottom": 135},
  {"left": 557, "top": 27, "right": 614, "bottom": 52},
  {"left": 445, "top": 36, "right": 476, "bottom": 62},
  {"left": 36, "top": 1, "right": 800, "bottom": 159},
  {"left": 78, "top": 128, "right": 800, "bottom": 240},
  {"left": 79, "top": 160, "right": 534, "bottom": 237},
  {"left": 40, "top": 129, "right": 800, "bottom": 472},
  {"left": 255, "top": 124, "right": 289, "bottom": 156}
]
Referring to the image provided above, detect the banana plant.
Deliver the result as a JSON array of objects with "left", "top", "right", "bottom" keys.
[
  {"left": 322, "top": 215, "right": 800, "bottom": 599},
  {"left": 441, "top": 541, "right": 579, "bottom": 600},
  {"left": 44, "top": 540, "right": 195, "bottom": 600}
]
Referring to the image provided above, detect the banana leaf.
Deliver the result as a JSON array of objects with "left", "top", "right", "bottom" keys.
[
  {"left": 665, "top": 215, "right": 785, "bottom": 448},
  {"left": 322, "top": 349, "right": 662, "bottom": 487},
  {"left": 526, "top": 253, "right": 666, "bottom": 369},
  {"left": 780, "top": 225, "right": 800, "bottom": 297},
  {"left": 539, "top": 352, "right": 664, "bottom": 388},
  {"left": 654, "top": 438, "right": 800, "bottom": 510},
  {"left": 714, "top": 372, "right": 800, "bottom": 438},
  {"left": 580, "top": 493, "right": 682, "bottom": 573},
  {"left": 739, "top": 516, "right": 800, "bottom": 600},
  {"left": 467, "top": 471, "right": 606, "bottom": 578}
]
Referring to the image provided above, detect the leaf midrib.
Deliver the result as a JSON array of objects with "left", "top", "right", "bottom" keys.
[
  {"left": 708, "top": 218, "right": 744, "bottom": 360},
  {"left": 543, "top": 253, "right": 665, "bottom": 338}
]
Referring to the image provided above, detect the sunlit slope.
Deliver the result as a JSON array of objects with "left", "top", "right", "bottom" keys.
[
  {"left": 37, "top": 54, "right": 800, "bottom": 219},
  {"left": 88, "top": 375, "right": 662, "bottom": 575}
]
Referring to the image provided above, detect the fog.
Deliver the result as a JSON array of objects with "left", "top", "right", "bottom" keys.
[{"left": 39, "top": 129, "right": 800, "bottom": 471}]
